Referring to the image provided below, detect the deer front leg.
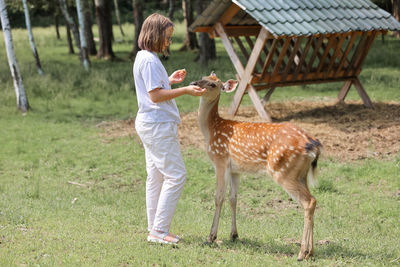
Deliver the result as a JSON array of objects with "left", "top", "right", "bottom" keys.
[
  {"left": 208, "top": 165, "right": 228, "bottom": 243},
  {"left": 229, "top": 172, "right": 239, "bottom": 241}
]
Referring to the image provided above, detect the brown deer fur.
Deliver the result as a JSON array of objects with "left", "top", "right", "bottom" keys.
[{"left": 191, "top": 72, "right": 322, "bottom": 261}]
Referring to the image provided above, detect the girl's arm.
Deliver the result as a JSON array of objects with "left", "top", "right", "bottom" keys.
[{"left": 149, "top": 85, "right": 206, "bottom": 103}]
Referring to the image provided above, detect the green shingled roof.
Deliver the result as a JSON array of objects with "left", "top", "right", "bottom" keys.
[{"left": 190, "top": 0, "right": 400, "bottom": 36}]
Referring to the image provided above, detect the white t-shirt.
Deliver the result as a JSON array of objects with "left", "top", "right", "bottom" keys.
[{"left": 133, "top": 50, "right": 180, "bottom": 124}]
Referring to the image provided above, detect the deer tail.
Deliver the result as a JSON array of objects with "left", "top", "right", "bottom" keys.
[{"left": 305, "top": 137, "right": 322, "bottom": 187}]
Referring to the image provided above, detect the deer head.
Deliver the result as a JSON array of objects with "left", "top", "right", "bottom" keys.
[{"left": 190, "top": 72, "right": 238, "bottom": 102}]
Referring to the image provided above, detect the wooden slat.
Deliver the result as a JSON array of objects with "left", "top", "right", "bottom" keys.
[
  {"left": 293, "top": 37, "right": 313, "bottom": 81},
  {"left": 347, "top": 32, "right": 368, "bottom": 75},
  {"left": 234, "top": 37, "right": 250, "bottom": 63},
  {"left": 270, "top": 38, "right": 292, "bottom": 79},
  {"left": 337, "top": 80, "right": 353, "bottom": 103},
  {"left": 214, "top": 22, "right": 245, "bottom": 75},
  {"left": 253, "top": 76, "right": 357, "bottom": 90},
  {"left": 247, "top": 86, "right": 272, "bottom": 121},
  {"left": 262, "top": 87, "right": 276, "bottom": 102},
  {"left": 259, "top": 39, "right": 278, "bottom": 82},
  {"left": 196, "top": 25, "right": 262, "bottom": 37},
  {"left": 255, "top": 70, "right": 356, "bottom": 84},
  {"left": 354, "top": 32, "right": 377, "bottom": 76},
  {"left": 228, "top": 27, "right": 269, "bottom": 118},
  {"left": 353, "top": 77, "right": 374, "bottom": 108},
  {"left": 281, "top": 37, "right": 303, "bottom": 82},
  {"left": 334, "top": 32, "right": 359, "bottom": 78},
  {"left": 316, "top": 35, "right": 337, "bottom": 75},
  {"left": 245, "top": 36, "right": 264, "bottom": 70},
  {"left": 326, "top": 34, "right": 347, "bottom": 77},
  {"left": 218, "top": 3, "right": 241, "bottom": 26},
  {"left": 304, "top": 36, "right": 324, "bottom": 80}
]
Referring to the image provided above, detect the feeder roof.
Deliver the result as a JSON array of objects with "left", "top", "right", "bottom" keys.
[{"left": 190, "top": 0, "right": 400, "bottom": 36}]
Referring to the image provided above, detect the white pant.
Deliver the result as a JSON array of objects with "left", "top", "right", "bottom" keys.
[{"left": 135, "top": 120, "right": 186, "bottom": 233}]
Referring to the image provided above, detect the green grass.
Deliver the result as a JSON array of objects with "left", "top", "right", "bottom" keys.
[{"left": 0, "top": 23, "right": 399, "bottom": 266}]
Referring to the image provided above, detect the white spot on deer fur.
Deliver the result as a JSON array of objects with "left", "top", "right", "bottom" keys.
[
  {"left": 217, "top": 138, "right": 221, "bottom": 143},
  {"left": 282, "top": 130, "right": 287, "bottom": 134},
  {"left": 261, "top": 152, "right": 267, "bottom": 157},
  {"left": 289, "top": 146, "right": 294, "bottom": 150}
]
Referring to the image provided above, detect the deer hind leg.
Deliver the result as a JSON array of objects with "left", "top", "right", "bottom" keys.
[
  {"left": 208, "top": 164, "right": 228, "bottom": 243},
  {"left": 277, "top": 172, "right": 316, "bottom": 261},
  {"left": 229, "top": 172, "right": 239, "bottom": 241}
]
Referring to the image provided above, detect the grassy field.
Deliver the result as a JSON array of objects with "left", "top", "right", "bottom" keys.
[{"left": 0, "top": 23, "right": 399, "bottom": 266}]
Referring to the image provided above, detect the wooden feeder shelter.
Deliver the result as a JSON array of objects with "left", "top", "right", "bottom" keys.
[{"left": 190, "top": 0, "right": 400, "bottom": 121}]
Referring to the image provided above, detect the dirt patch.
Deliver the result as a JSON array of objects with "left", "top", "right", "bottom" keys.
[{"left": 98, "top": 100, "right": 400, "bottom": 161}]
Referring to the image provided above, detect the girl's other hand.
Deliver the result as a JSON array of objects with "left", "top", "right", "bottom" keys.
[
  {"left": 185, "top": 85, "right": 206, "bottom": 96},
  {"left": 169, "top": 69, "right": 187, "bottom": 84}
]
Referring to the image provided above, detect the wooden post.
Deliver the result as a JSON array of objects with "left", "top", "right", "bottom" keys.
[{"left": 214, "top": 22, "right": 271, "bottom": 121}]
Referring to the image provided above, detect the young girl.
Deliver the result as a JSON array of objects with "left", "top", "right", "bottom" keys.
[{"left": 133, "top": 13, "right": 206, "bottom": 244}]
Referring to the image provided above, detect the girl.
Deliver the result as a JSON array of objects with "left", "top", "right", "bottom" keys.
[{"left": 133, "top": 13, "right": 206, "bottom": 245}]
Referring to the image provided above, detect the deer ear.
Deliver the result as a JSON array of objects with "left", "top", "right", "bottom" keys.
[
  {"left": 222, "top": 79, "right": 238, "bottom": 93},
  {"left": 210, "top": 71, "right": 216, "bottom": 77}
]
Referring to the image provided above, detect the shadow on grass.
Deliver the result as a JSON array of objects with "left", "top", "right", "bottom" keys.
[
  {"left": 272, "top": 102, "right": 400, "bottom": 132},
  {"left": 183, "top": 235, "right": 396, "bottom": 262}
]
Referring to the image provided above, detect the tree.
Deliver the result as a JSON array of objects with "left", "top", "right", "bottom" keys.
[
  {"left": 76, "top": 0, "right": 90, "bottom": 70},
  {"left": 180, "top": 0, "right": 198, "bottom": 51},
  {"left": 196, "top": 0, "right": 216, "bottom": 66},
  {"left": 22, "top": 0, "right": 44, "bottom": 75},
  {"left": 82, "top": 0, "right": 97, "bottom": 55},
  {"left": 393, "top": 0, "right": 400, "bottom": 37},
  {"left": 0, "top": 0, "right": 29, "bottom": 112},
  {"left": 66, "top": 24, "right": 75, "bottom": 54},
  {"left": 130, "top": 0, "right": 144, "bottom": 58},
  {"left": 59, "top": 0, "right": 82, "bottom": 58},
  {"left": 94, "top": 0, "right": 115, "bottom": 59},
  {"left": 168, "top": 0, "right": 175, "bottom": 20},
  {"left": 113, "top": 0, "right": 125, "bottom": 37}
]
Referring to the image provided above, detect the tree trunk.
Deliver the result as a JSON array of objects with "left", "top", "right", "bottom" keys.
[
  {"left": 130, "top": 0, "right": 144, "bottom": 58},
  {"left": 393, "top": 0, "right": 400, "bottom": 37},
  {"left": 180, "top": 0, "right": 198, "bottom": 51},
  {"left": 0, "top": 0, "right": 29, "bottom": 112},
  {"left": 83, "top": 0, "right": 97, "bottom": 55},
  {"left": 66, "top": 24, "right": 75, "bottom": 54},
  {"left": 76, "top": 0, "right": 90, "bottom": 70},
  {"left": 113, "top": 0, "right": 125, "bottom": 37},
  {"left": 59, "top": 0, "right": 82, "bottom": 59},
  {"left": 22, "top": 0, "right": 44, "bottom": 75},
  {"left": 55, "top": 15, "right": 61, "bottom": 39},
  {"left": 196, "top": 0, "right": 216, "bottom": 66},
  {"left": 168, "top": 0, "right": 175, "bottom": 20},
  {"left": 95, "top": 0, "right": 115, "bottom": 59}
]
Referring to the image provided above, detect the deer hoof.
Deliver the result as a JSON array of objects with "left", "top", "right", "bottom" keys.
[{"left": 297, "top": 249, "right": 313, "bottom": 261}]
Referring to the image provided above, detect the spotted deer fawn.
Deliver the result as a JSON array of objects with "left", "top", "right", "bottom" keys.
[{"left": 191, "top": 72, "right": 322, "bottom": 261}]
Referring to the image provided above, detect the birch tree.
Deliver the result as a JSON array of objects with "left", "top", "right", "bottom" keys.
[
  {"left": 76, "top": 0, "right": 90, "bottom": 70},
  {"left": 59, "top": 0, "right": 83, "bottom": 61},
  {"left": 0, "top": 0, "right": 29, "bottom": 112},
  {"left": 22, "top": 0, "right": 44, "bottom": 75}
]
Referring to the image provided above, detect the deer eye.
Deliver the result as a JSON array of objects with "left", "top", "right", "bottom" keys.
[{"left": 208, "top": 82, "right": 217, "bottom": 88}]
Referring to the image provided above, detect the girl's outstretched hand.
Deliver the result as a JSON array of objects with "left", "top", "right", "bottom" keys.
[
  {"left": 169, "top": 69, "right": 187, "bottom": 84},
  {"left": 185, "top": 85, "right": 206, "bottom": 96}
]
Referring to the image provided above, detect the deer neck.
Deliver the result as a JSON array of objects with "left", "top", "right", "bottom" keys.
[{"left": 198, "top": 95, "right": 220, "bottom": 144}]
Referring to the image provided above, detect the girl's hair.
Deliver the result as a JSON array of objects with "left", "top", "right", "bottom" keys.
[{"left": 138, "top": 13, "right": 174, "bottom": 53}]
